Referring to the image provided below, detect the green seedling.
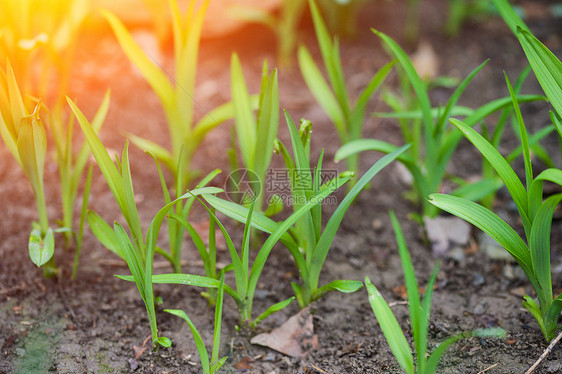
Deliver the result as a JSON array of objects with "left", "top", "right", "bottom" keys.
[
  {"left": 298, "top": 0, "right": 394, "bottom": 178},
  {"left": 111, "top": 185, "right": 219, "bottom": 348},
  {"left": 68, "top": 95, "right": 222, "bottom": 345},
  {"left": 104, "top": 0, "right": 234, "bottom": 187},
  {"left": 164, "top": 275, "right": 227, "bottom": 374},
  {"left": 204, "top": 111, "right": 409, "bottom": 308},
  {"left": 49, "top": 92, "right": 111, "bottom": 277},
  {"left": 429, "top": 8, "right": 562, "bottom": 340},
  {"left": 230, "top": 54, "right": 279, "bottom": 214},
  {"left": 366, "top": 211, "right": 505, "bottom": 373},
  {"left": 0, "top": 62, "right": 59, "bottom": 273},
  {"left": 429, "top": 74, "right": 562, "bottom": 341},
  {"left": 142, "top": 170, "right": 350, "bottom": 329},
  {"left": 228, "top": 0, "right": 307, "bottom": 67},
  {"left": 335, "top": 29, "right": 544, "bottom": 220}
]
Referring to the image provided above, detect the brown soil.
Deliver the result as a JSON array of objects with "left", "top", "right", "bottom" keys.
[{"left": 1, "top": 0, "right": 561, "bottom": 373}]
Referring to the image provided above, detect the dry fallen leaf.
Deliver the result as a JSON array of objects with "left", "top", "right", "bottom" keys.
[
  {"left": 250, "top": 307, "right": 318, "bottom": 358},
  {"left": 234, "top": 356, "right": 253, "bottom": 370}
]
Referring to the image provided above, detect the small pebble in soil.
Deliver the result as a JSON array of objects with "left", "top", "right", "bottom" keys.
[
  {"left": 15, "top": 348, "right": 25, "bottom": 357},
  {"left": 479, "top": 232, "right": 513, "bottom": 261},
  {"left": 473, "top": 300, "right": 488, "bottom": 315},
  {"left": 447, "top": 247, "right": 466, "bottom": 263},
  {"left": 349, "top": 256, "right": 364, "bottom": 269},
  {"left": 472, "top": 273, "right": 485, "bottom": 287},
  {"left": 128, "top": 358, "right": 138, "bottom": 371}
]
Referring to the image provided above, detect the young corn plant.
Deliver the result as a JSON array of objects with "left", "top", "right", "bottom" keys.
[
  {"left": 430, "top": 5, "right": 562, "bottom": 340},
  {"left": 164, "top": 275, "right": 227, "bottom": 374},
  {"left": 49, "top": 92, "right": 111, "bottom": 277},
  {"left": 142, "top": 175, "right": 350, "bottom": 329},
  {"left": 204, "top": 112, "right": 410, "bottom": 308},
  {"left": 1, "top": 1, "right": 103, "bottom": 277},
  {"left": 0, "top": 62, "right": 61, "bottom": 275},
  {"left": 298, "top": 0, "right": 394, "bottom": 178},
  {"left": 335, "top": 29, "right": 545, "bottom": 220},
  {"left": 429, "top": 73, "right": 562, "bottom": 341},
  {"left": 104, "top": 0, "right": 234, "bottom": 187},
  {"left": 229, "top": 54, "right": 279, "bottom": 214},
  {"left": 366, "top": 211, "right": 505, "bottom": 373},
  {"left": 68, "top": 95, "right": 221, "bottom": 346}
]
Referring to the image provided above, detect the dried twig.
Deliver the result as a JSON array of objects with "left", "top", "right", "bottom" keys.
[
  {"left": 525, "top": 330, "right": 562, "bottom": 374},
  {"left": 476, "top": 362, "right": 498, "bottom": 374},
  {"left": 309, "top": 364, "right": 330, "bottom": 374}
]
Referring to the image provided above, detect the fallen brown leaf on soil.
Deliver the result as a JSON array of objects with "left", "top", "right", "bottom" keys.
[
  {"left": 234, "top": 356, "right": 253, "bottom": 370},
  {"left": 251, "top": 307, "right": 318, "bottom": 358}
]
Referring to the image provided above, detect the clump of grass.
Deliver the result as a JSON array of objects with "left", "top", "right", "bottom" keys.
[
  {"left": 205, "top": 112, "right": 409, "bottom": 308},
  {"left": 146, "top": 174, "right": 349, "bottom": 329},
  {"left": 335, "top": 29, "right": 544, "bottom": 220},
  {"left": 430, "top": 3, "right": 562, "bottom": 340},
  {"left": 0, "top": 62, "right": 56, "bottom": 274},
  {"left": 68, "top": 96, "right": 221, "bottom": 346},
  {"left": 366, "top": 211, "right": 505, "bottom": 373},
  {"left": 103, "top": 0, "right": 233, "bottom": 186}
]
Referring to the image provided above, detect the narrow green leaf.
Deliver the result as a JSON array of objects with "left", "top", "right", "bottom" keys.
[
  {"left": 350, "top": 60, "right": 395, "bottom": 139},
  {"left": 335, "top": 139, "right": 415, "bottom": 165},
  {"left": 373, "top": 29, "right": 433, "bottom": 142},
  {"left": 127, "top": 133, "right": 174, "bottom": 172},
  {"left": 530, "top": 194, "right": 562, "bottom": 310},
  {"left": 164, "top": 309, "right": 210, "bottom": 374},
  {"left": 211, "top": 274, "right": 225, "bottom": 370},
  {"left": 298, "top": 46, "right": 346, "bottom": 139},
  {"left": 17, "top": 112, "right": 47, "bottom": 199},
  {"left": 86, "top": 210, "right": 124, "bottom": 259},
  {"left": 308, "top": 144, "right": 411, "bottom": 290},
  {"left": 365, "top": 277, "right": 415, "bottom": 374},
  {"left": 435, "top": 60, "right": 489, "bottom": 135},
  {"left": 314, "top": 279, "right": 363, "bottom": 301},
  {"left": 523, "top": 295, "right": 547, "bottom": 339},
  {"left": 254, "top": 69, "right": 279, "bottom": 181},
  {"left": 449, "top": 118, "right": 531, "bottom": 234},
  {"left": 102, "top": 10, "right": 174, "bottom": 112},
  {"left": 67, "top": 96, "right": 127, "bottom": 214},
  {"left": 517, "top": 27, "right": 562, "bottom": 118},
  {"left": 428, "top": 194, "right": 536, "bottom": 286},
  {"left": 203, "top": 195, "right": 297, "bottom": 250},
  {"left": 231, "top": 53, "right": 257, "bottom": 169},
  {"left": 492, "top": 0, "right": 530, "bottom": 34},
  {"left": 252, "top": 297, "right": 295, "bottom": 328}
]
